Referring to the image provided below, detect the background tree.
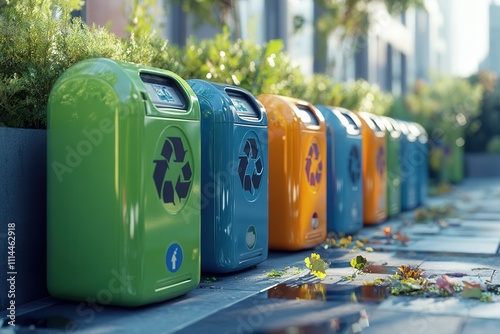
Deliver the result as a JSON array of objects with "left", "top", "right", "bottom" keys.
[
  {"left": 170, "top": 0, "right": 240, "bottom": 38},
  {"left": 311, "top": 0, "right": 424, "bottom": 75}
]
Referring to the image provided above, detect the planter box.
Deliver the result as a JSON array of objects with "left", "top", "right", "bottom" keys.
[
  {"left": 465, "top": 153, "right": 500, "bottom": 177},
  {"left": 0, "top": 127, "right": 48, "bottom": 309}
]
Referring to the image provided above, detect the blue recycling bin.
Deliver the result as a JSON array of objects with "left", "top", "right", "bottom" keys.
[
  {"left": 315, "top": 105, "right": 363, "bottom": 235},
  {"left": 187, "top": 79, "right": 268, "bottom": 273},
  {"left": 398, "top": 120, "right": 419, "bottom": 211},
  {"left": 411, "top": 122, "right": 429, "bottom": 206}
]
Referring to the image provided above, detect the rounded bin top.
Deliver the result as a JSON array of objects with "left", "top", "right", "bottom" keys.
[
  {"left": 187, "top": 79, "right": 267, "bottom": 125},
  {"left": 381, "top": 116, "right": 402, "bottom": 139},
  {"left": 257, "top": 94, "right": 325, "bottom": 131},
  {"left": 398, "top": 120, "right": 418, "bottom": 142},
  {"left": 357, "top": 111, "right": 386, "bottom": 138},
  {"left": 49, "top": 57, "right": 200, "bottom": 121}
]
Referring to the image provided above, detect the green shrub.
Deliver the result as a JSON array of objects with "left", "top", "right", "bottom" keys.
[
  {"left": 405, "top": 76, "right": 482, "bottom": 143},
  {"left": 302, "top": 74, "right": 343, "bottom": 107},
  {"left": 0, "top": 0, "right": 122, "bottom": 129},
  {"left": 179, "top": 28, "right": 307, "bottom": 98},
  {"left": 339, "top": 80, "right": 394, "bottom": 115}
]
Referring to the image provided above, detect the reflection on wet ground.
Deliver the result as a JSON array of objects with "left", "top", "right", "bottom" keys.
[
  {"left": 267, "top": 283, "right": 391, "bottom": 303},
  {"left": 362, "top": 264, "right": 399, "bottom": 275},
  {"left": 259, "top": 309, "right": 370, "bottom": 334},
  {"left": 1, "top": 314, "right": 77, "bottom": 331}
]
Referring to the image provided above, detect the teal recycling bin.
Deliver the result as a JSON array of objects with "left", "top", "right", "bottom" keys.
[
  {"left": 47, "top": 58, "right": 201, "bottom": 306},
  {"left": 398, "top": 120, "right": 419, "bottom": 210},
  {"left": 187, "top": 79, "right": 268, "bottom": 273},
  {"left": 381, "top": 116, "right": 402, "bottom": 216},
  {"left": 316, "top": 105, "right": 363, "bottom": 235},
  {"left": 411, "top": 122, "right": 429, "bottom": 205}
]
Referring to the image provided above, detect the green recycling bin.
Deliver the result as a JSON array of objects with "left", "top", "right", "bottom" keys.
[
  {"left": 380, "top": 116, "right": 401, "bottom": 216},
  {"left": 446, "top": 128, "right": 465, "bottom": 183},
  {"left": 47, "top": 58, "right": 201, "bottom": 306}
]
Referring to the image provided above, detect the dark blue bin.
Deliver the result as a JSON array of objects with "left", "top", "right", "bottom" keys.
[
  {"left": 398, "top": 120, "right": 419, "bottom": 210},
  {"left": 411, "top": 122, "right": 429, "bottom": 206},
  {"left": 315, "top": 105, "right": 363, "bottom": 234},
  {"left": 187, "top": 79, "right": 268, "bottom": 273}
]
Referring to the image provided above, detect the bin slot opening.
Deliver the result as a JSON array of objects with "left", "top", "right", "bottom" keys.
[
  {"left": 227, "top": 91, "right": 260, "bottom": 119},
  {"left": 370, "top": 117, "right": 384, "bottom": 133},
  {"left": 296, "top": 105, "right": 319, "bottom": 125},
  {"left": 140, "top": 73, "right": 187, "bottom": 110},
  {"left": 341, "top": 112, "right": 361, "bottom": 133}
]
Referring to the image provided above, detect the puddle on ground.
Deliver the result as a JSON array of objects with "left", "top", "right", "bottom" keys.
[
  {"left": 329, "top": 262, "right": 399, "bottom": 275},
  {"left": 329, "top": 261, "right": 352, "bottom": 269},
  {"left": 2, "top": 314, "right": 77, "bottom": 331},
  {"left": 267, "top": 283, "right": 391, "bottom": 303},
  {"left": 263, "top": 309, "right": 370, "bottom": 334},
  {"left": 362, "top": 264, "right": 399, "bottom": 275}
]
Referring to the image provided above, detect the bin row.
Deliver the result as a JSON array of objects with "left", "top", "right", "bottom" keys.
[{"left": 46, "top": 58, "right": 428, "bottom": 307}]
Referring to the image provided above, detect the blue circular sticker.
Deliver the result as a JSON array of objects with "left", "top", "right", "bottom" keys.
[{"left": 166, "top": 243, "right": 183, "bottom": 273}]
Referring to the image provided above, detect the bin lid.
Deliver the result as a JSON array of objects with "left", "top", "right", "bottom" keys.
[
  {"left": 398, "top": 120, "right": 417, "bottom": 142},
  {"left": 337, "top": 108, "right": 362, "bottom": 136},
  {"left": 49, "top": 58, "right": 200, "bottom": 121},
  {"left": 411, "top": 122, "right": 428, "bottom": 144},
  {"left": 140, "top": 73, "right": 188, "bottom": 110},
  {"left": 296, "top": 104, "right": 319, "bottom": 125},
  {"left": 358, "top": 112, "right": 386, "bottom": 137},
  {"left": 188, "top": 79, "right": 266, "bottom": 125},
  {"left": 257, "top": 94, "right": 324, "bottom": 130},
  {"left": 381, "top": 116, "right": 402, "bottom": 139}
]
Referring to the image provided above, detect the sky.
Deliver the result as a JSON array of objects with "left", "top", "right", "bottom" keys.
[{"left": 442, "top": 0, "right": 490, "bottom": 76}]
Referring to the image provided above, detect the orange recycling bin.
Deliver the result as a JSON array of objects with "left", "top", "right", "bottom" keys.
[
  {"left": 258, "top": 94, "right": 327, "bottom": 250},
  {"left": 357, "top": 112, "right": 387, "bottom": 225}
]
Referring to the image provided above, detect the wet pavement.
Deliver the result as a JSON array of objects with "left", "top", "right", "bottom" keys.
[{"left": 2, "top": 178, "right": 500, "bottom": 333}]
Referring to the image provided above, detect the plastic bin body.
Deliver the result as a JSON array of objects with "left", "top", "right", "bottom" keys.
[
  {"left": 411, "top": 122, "right": 429, "bottom": 205},
  {"left": 315, "top": 105, "right": 363, "bottom": 234},
  {"left": 47, "top": 58, "right": 201, "bottom": 306},
  {"left": 357, "top": 112, "right": 387, "bottom": 225},
  {"left": 188, "top": 80, "right": 268, "bottom": 273},
  {"left": 381, "top": 116, "right": 402, "bottom": 216},
  {"left": 258, "top": 94, "right": 327, "bottom": 250},
  {"left": 398, "top": 120, "right": 419, "bottom": 210}
]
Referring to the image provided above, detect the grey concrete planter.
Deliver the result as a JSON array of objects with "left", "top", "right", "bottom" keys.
[
  {"left": 0, "top": 127, "right": 48, "bottom": 309},
  {"left": 465, "top": 153, "right": 500, "bottom": 177}
]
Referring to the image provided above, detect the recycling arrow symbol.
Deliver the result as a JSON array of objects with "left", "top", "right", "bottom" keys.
[
  {"left": 238, "top": 137, "right": 263, "bottom": 194},
  {"left": 153, "top": 136, "right": 193, "bottom": 205},
  {"left": 348, "top": 145, "right": 361, "bottom": 184},
  {"left": 305, "top": 142, "right": 322, "bottom": 186}
]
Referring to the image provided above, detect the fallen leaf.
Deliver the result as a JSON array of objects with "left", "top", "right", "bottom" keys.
[
  {"left": 350, "top": 255, "right": 367, "bottom": 270},
  {"left": 461, "top": 286, "right": 483, "bottom": 299},
  {"left": 436, "top": 275, "right": 456, "bottom": 294},
  {"left": 305, "top": 253, "right": 328, "bottom": 279}
]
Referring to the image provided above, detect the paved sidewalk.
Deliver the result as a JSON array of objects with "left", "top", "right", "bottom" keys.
[{"left": 2, "top": 178, "right": 500, "bottom": 333}]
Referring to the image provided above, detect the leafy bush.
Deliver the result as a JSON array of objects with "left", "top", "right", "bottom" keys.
[
  {"left": 0, "top": 0, "right": 127, "bottom": 128},
  {"left": 0, "top": 0, "right": 434, "bottom": 132},
  {"left": 0, "top": 0, "right": 123, "bottom": 128},
  {"left": 405, "top": 76, "right": 482, "bottom": 143},
  {"left": 405, "top": 75, "right": 482, "bottom": 183},
  {"left": 340, "top": 80, "right": 394, "bottom": 115},
  {"left": 302, "top": 74, "right": 343, "bottom": 107},
  {"left": 179, "top": 28, "right": 307, "bottom": 98}
]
